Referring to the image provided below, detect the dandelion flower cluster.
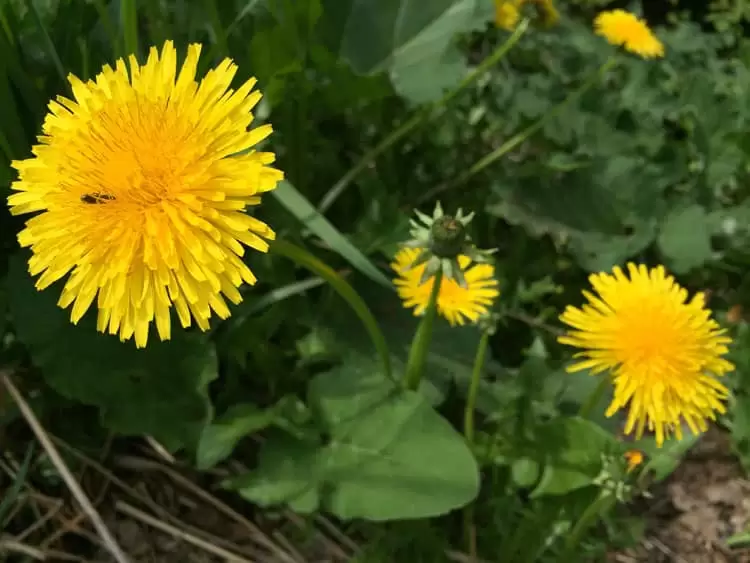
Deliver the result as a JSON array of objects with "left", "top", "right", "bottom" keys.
[
  {"left": 494, "top": 0, "right": 559, "bottom": 30},
  {"left": 8, "top": 40, "right": 283, "bottom": 348},
  {"left": 594, "top": 10, "right": 664, "bottom": 59},
  {"left": 392, "top": 248, "right": 499, "bottom": 326},
  {"left": 558, "top": 263, "right": 734, "bottom": 446}
]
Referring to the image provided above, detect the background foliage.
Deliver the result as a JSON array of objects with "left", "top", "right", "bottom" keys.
[{"left": 3, "top": 0, "right": 750, "bottom": 561}]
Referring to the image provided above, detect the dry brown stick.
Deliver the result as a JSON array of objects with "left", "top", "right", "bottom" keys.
[
  {"left": 0, "top": 537, "right": 87, "bottom": 562},
  {"left": 284, "top": 511, "right": 350, "bottom": 561},
  {"left": 314, "top": 515, "right": 360, "bottom": 555},
  {"left": 1, "top": 374, "right": 130, "bottom": 563},
  {"left": 115, "top": 455, "right": 294, "bottom": 561},
  {"left": 17, "top": 498, "right": 64, "bottom": 541},
  {"left": 114, "top": 501, "right": 256, "bottom": 562}
]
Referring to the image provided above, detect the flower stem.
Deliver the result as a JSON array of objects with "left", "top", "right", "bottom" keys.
[
  {"left": 559, "top": 491, "right": 615, "bottom": 562},
  {"left": 578, "top": 376, "right": 609, "bottom": 419},
  {"left": 403, "top": 269, "right": 444, "bottom": 390},
  {"left": 462, "top": 328, "right": 491, "bottom": 560},
  {"left": 464, "top": 330, "right": 491, "bottom": 444},
  {"left": 318, "top": 19, "right": 531, "bottom": 214},
  {"left": 271, "top": 239, "right": 392, "bottom": 381},
  {"left": 418, "top": 56, "right": 619, "bottom": 204}
]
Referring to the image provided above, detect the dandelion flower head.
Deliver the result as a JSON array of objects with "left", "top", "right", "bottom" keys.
[
  {"left": 494, "top": 0, "right": 521, "bottom": 30},
  {"left": 558, "top": 263, "right": 734, "bottom": 446},
  {"left": 624, "top": 449, "right": 644, "bottom": 473},
  {"left": 594, "top": 9, "right": 664, "bottom": 59},
  {"left": 8, "top": 40, "right": 283, "bottom": 348},
  {"left": 392, "top": 248, "right": 499, "bottom": 326}
]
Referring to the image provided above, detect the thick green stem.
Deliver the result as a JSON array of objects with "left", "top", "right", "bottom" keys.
[
  {"left": 464, "top": 330, "right": 490, "bottom": 444},
  {"left": 271, "top": 239, "right": 392, "bottom": 381},
  {"left": 318, "top": 19, "right": 531, "bottom": 214},
  {"left": 578, "top": 376, "right": 609, "bottom": 419},
  {"left": 403, "top": 269, "right": 443, "bottom": 390},
  {"left": 560, "top": 491, "right": 615, "bottom": 562},
  {"left": 418, "top": 56, "right": 619, "bottom": 204}
]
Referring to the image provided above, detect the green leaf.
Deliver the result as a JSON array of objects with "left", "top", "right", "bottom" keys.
[
  {"left": 272, "top": 181, "right": 391, "bottom": 288},
  {"left": 531, "top": 417, "right": 616, "bottom": 498},
  {"left": 657, "top": 204, "right": 713, "bottom": 273},
  {"left": 197, "top": 399, "right": 295, "bottom": 470},
  {"left": 310, "top": 367, "right": 480, "bottom": 520},
  {"left": 7, "top": 254, "right": 217, "bottom": 450},
  {"left": 326, "top": 0, "right": 477, "bottom": 75},
  {"left": 230, "top": 367, "right": 480, "bottom": 521},
  {"left": 390, "top": 43, "right": 466, "bottom": 104}
]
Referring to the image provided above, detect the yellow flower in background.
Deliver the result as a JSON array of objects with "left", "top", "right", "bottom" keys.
[
  {"left": 392, "top": 248, "right": 499, "bottom": 326},
  {"left": 558, "top": 263, "right": 734, "bottom": 447},
  {"left": 624, "top": 449, "right": 644, "bottom": 473},
  {"left": 594, "top": 9, "right": 664, "bottom": 58},
  {"left": 495, "top": 0, "right": 521, "bottom": 30},
  {"left": 494, "top": 0, "right": 559, "bottom": 30},
  {"left": 8, "top": 40, "right": 283, "bottom": 348}
]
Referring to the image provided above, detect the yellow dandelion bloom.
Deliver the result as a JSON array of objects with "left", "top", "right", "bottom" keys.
[
  {"left": 391, "top": 248, "right": 499, "bottom": 326},
  {"left": 594, "top": 10, "right": 664, "bottom": 59},
  {"left": 559, "top": 263, "right": 734, "bottom": 446},
  {"left": 8, "top": 40, "right": 283, "bottom": 348},
  {"left": 494, "top": 0, "right": 521, "bottom": 30},
  {"left": 624, "top": 449, "right": 644, "bottom": 473}
]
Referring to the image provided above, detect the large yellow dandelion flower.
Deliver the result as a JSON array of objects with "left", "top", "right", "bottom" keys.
[
  {"left": 594, "top": 10, "right": 664, "bottom": 59},
  {"left": 392, "top": 248, "right": 499, "bottom": 326},
  {"left": 8, "top": 41, "right": 283, "bottom": 348},
  {"left": 559, "top": 263, "right": 734, "bottom": 446}
]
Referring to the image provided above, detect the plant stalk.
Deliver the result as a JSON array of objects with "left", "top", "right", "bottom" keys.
[
  {"left": 464, "top": 330, "right": 491, "bottom": 444},
  {"left": 418, "top": 56, "right": 619, "bottom": 204},
  {"left": 403, "top": 269, "right": 443, "bottom": 390},
  {"left": 560, "top": 491, "right": 615, "bottom": 562},
  {"left": 318, "top": 18, "right": 531, "bottom": 214},
  {"left": 578, "top": 376, "right": 609, "bottom": 419}
]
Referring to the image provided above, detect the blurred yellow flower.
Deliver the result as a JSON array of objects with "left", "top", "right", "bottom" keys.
[
  {"left": 392, "top": 248, "right": 499, "bottom": 326},
  {"left": 8, "top": 40, "right": 283, "bottom": 348},
  {"left": 494, "top": 0, "right": 559, "bottom": 30},
  {"left": 495, "top": 0, "right": 521, "bottom": 30},
  {"left": 558, "top": 263, "right": 733, "bottom": 446},
  {"left": 594, "top": 9, "right": 664, "bottom": 58},
  {"left": 624, "top": 449, "right": 644, "bottom": 473}
]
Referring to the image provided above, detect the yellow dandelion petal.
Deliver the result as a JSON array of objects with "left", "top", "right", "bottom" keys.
[
  {"left": 494, "top": 0, "right": 521, "bottom": 30},
  {"left": 8, "top": 40, "right": 284, "bottom": 348},
  {"left": 558, "top": 263, "right": 734, "bottom": 447},
  {"left": 594, "top": 10, "right": 664, "bottom": 59},
  {"left": 391, "top": 248, "right": 499, "bottom": 326}
]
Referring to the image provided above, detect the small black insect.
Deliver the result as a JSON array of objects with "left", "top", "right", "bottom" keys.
[{"left": 81, "top": 192, "right": 116, "bottom": 204}]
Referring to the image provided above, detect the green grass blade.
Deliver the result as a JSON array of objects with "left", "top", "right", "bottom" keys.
[
  {"left": 90, "top": 0, "right": 119, "bottom": 57},
  {"left": 26, "top": 0, "right": 66, "bottom": 85},
  {"left": 271, "top": 238, "right": 392, "bottom": 380},
  {"left": 272, "top": 181, "right": 391, "bottom": 288},
  {"left": 120, "top": 0, "right": 138, "bottom": 57},
  {"left": 0, "top": 444, "right": 34, "bottom": 526}
]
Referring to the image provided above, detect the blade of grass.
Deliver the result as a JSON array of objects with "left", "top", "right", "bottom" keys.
[
  {"left": 120, "top": 0, "right": 138, "bottom": 58},
  {"left": 202, "top": 0, "right": 228, "bottom": 57},
  {"left": 271, "top": 238, "right": 392, "bottom": 381},
  {"left": 90, "top": 0, "right": 119, "bottom": 57},
  {"left": 273, "top": 180, "right": 392, "bottom": 288},
  {"left": 25, "top": 0, "right": 67, "bottom": 86},
  {"left": 0, "top": 443, "right": 34, "bottom": 526}
]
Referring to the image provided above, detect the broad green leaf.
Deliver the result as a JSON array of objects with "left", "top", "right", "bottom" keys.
[
  {"left": 324, "top": 0, "right": 477, "bottom": 75},
  {"left": 272, "top": 181, "right": 391, "bottom": 288},
  {"left": 657, "top": 204, "right": 713, "bottom": 273},
  {"left": 531, "top": 417, "right": 616, "bottom": 498},
  {"left": 7, "top": 254, "right": 217, "bottom": 450},
  {"left": 230, "top": 367, "right": 480, "bottom": 521},
  {"left": 308, "top": 367, "right": 480, "bottom": 521},
  {"left": 390, "top": 43, "right": 466, "bottom": 104},
  {"left": 197, "top": 398, "right": 297, "bottom": 470}
]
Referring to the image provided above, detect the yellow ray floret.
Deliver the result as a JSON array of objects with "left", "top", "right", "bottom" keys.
[
  {"left": 8, "top": 40, "right": 284, "bottom": 348},
  {"left": 558, "top": 263, "right": 734, "bottom": 446},
  {"left": 594, "top": 9, "right": 664, "bottom": 59},
  {"left": 391, "top": 248, "right": 499, "bottom": 326}
]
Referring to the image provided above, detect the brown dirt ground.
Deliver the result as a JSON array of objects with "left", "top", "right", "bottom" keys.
[{"left": 609, "top": 428, "right": 750, "bottom": 563}]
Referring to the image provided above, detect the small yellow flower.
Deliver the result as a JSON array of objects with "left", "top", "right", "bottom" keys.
[
  {"left": 624, "top": 449, "right": 644, "bottom": 473},
  {"left": 392, "top": 248, "right": 499, "bottom": 326},
  {"left": 558, "top": 263, "right": 734, "bottom": 447},
  {"left": 594, "top": 10, "right": 664, "bottom": 59},
  {"left": 494, "top": 0, "right": 521, "bottom": 30},
  {"left": 9, "top": 41, "right": 283, "bottom": 348}
]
